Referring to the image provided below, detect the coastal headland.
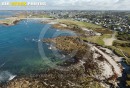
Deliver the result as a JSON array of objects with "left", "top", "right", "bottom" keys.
[{"left": 0, "top": 13, "right": 128, "bottom": 88}]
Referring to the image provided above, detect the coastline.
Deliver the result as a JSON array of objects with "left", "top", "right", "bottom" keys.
[
  {"left": 0, "top": 17, "right": 54, "bottom": 26},
  {"left": 0, "top": 17, "right": 125, "bottom": 88},
  {"left": 1, "top": 35, "right": 123, "bottom": 88},
  {"left": 0, "top": 17, "right": 22, "bottom": 26},
  {"left": 42, "top": 19, "right": 124, "bottom": 87}
]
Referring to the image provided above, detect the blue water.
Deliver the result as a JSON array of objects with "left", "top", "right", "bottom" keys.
[
  {"left": 0, "top": 11, "right": 16, "bottom": 20},
  {"left": 0, "top": 18, "right": 4, "bottom": 20},
  {"left": 0, "top": 20, "right": 75, "bottom": 76},
  {"left": 0, "top": 11, "right": 15, "bottom": 17}
]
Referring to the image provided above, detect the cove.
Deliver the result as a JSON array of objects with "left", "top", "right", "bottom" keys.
[{"left": 0, "top": 19, "right": 75, "bottom": 82}]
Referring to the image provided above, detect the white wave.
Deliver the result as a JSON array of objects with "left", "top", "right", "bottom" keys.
[
  {"left": 38, "top": 39, "right": 41, "bottom": 42},
  {"left": 32, "top": 39, "right": 41, "bottom": 42},
  {"left": 48, "top": 47, "right": 52, "bottom": 50},
  {"left": 9, "top": 75, "right": 16, "bottom": 81},
  {"left": 48, "top": 45, "right": 57, "bottom": 50},
  {"left": 0, "top": 71, "right": 16, "bottom": 82}
]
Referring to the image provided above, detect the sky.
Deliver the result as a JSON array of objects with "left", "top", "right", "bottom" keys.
[{"left": 0, "top": 0, "right": 130, "bottom": 10}]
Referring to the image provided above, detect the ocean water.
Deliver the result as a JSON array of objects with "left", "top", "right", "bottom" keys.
[
  {"left": 0, "top": 11, "right": 15, "bottom": 17},
  {"left": 0, "top": 18, "right": 4, "bottom": 20},
  {"left": 0, "top": 11, "right": 14, "bottom": 20},
  {"left": 0, "top": 19, "right": 75, "bottom": 82}
]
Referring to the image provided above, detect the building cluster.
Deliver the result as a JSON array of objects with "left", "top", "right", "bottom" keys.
[{"left": 45, "top": 10, "right": 130, "bottom": 33}]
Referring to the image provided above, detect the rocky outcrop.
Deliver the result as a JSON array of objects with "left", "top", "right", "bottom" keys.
[
  {"left": 0, "top": 68, "right": 104, "bottom": 88},
  {"left": 0, "top": 17, "right": 21, "bottom": 26},
  {"left": 43, "top": 36, "right": 91, "bottom": 64}
]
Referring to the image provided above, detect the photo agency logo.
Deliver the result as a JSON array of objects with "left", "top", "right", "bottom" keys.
[{"left": 0, "top": 1, "right": 46, "bottom": 6}]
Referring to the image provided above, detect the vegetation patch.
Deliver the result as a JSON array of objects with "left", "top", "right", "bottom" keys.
[
  {"left": 57, "top": 19, "right": 113, "bottom": 34},
  {"left": 113, "top": 40, "right": 130, "bottom": 58},
  {"left": 28, "top": 14, "right": 53, "bottom": 18},
  {"left": 116, "top": 32, "right": 130, "bottom": 41},
  {"left": 53, "top": 22, "right": 84, "bottom": 34},
  {"left": 43, "top": 36, "right": 103, "bottom": 78},
  {"left": 106, "top": 43, "right": 130, "bottom": 65},
  {"left": 81, "top": 34, "right": 112, "bottom": 46},
  {"left": 126, "top": 81, "right": 130, "bottom": 87},
  {"left": 0, "top": 69, "right": 104, "bottom": 88},
  {"left": 43, "top": 36, "right": 90, "bottom": 61}
]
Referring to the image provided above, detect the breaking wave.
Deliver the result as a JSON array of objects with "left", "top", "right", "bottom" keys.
[{"left": 0, "top": 71, "right": 16, "bottom": 82}]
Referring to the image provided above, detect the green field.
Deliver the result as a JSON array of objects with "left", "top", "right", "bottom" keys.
[
  {"left": 28, "top": 14, "right": 52, "bottom": 18},
  {"left": 113, "top": 40, "right": 130, "bottom": 57},
  {"left": 58, "top": 19, "right": 113, "bottom": 34},
  {"left": 81, "top": 34, "right": 112, "bottom": 46},
  {"left": 108, "top": 40, "right": 130, "bottom": 65},
  {"left": 56, "top": 19, "right": 130, "bottom": 65}
]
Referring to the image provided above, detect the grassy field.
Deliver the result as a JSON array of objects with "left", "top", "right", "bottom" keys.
[
  {"left": 81, "top": 32, "right": 130, "bottom": 65},
  {"left": 28, "top": 14, "right": 52, "bottom": 18},
  {"left": 58, "top": 19, "right": 113, "bottom": 34},
  {"left": 58, "top": 19, "right": 102, "bottom": 29},
  {"left": 118, "top": 46, "right": 130, "bottom": 57},
  {"left": 53, "top": 19, "right": 130, "bottom": 65},
  {"left": 81, "top": 34, "right": 112, "bottom": 46},
  {"left": 107, "top": 40, "right": 130, "bottom": 65},
  {"left": 53, "top": 22, "right": 84, "bottom": 34},
  {"left": 113, "top": 40, "right": 130, "bottom": 57},
  {"left": 106, "top": 46, "right": 123, "bottom": 56}
]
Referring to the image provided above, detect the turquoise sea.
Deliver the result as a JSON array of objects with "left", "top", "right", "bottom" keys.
[{"left": 0, "top": 19, "right": 75, "bottom": 82}]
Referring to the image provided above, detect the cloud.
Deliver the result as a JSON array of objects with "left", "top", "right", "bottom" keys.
[
  {"left": 0, "top": 0, "right": 130, "bottom": 10},
  {"left": 45, "top": 0, "right": 130, "bottom": 10}
]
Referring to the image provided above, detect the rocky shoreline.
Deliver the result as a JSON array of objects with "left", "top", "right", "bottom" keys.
[
  {"left": 0, "top": 18, "right": 123, "bottom": 88},
  {"left": 0, "top": 17, "right": 22, "bottom": 26},
  {"left": 0, "top": 69, "right": 104, "bottom": 88},
  {"left": 43, "top": 36, "right": 122, "bottom": 87},
  {"left": 0, "top": 35, "right": 122, "bottom": 88}
]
